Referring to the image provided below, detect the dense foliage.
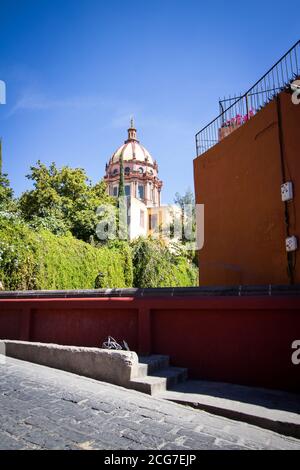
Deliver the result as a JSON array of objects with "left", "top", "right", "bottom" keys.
[
  {"left": 18, "top": 161, "right": 114, "bottom": 241},
  {"left": 131, "top": 237, "right": 198, "bottom": 288},
  {"left": 0, "top": 217, "right": 133, "bottom": 290},
  {"left": 0, "top": 161, "right": 198, "bottom": 290},
  {"left": 173, "top": 189, "right": 198, "bottom": 266}
]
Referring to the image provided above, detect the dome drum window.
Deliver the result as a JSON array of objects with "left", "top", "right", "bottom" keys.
[{"left": 137, "top": 184, "right": 144, "bottom": 200}]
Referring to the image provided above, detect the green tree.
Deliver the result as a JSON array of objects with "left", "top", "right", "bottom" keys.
[
  {"left": 174, "top": 188, "right": 195, "bottom": 209},
  {"left": 116, "top": 155, "right": 127, "bottom": 239},
  {"left": 173, "top": 188, "right": 198, "bottom": 265},
  {"left": 0, "top": 138, "right": 3, "bottom": 175},
  {"left": 0, "top": 139, "right": 14, "bottom": 211},
  {"left": 18, "top": 161, "right": 115, "bottom": 241},
  {"left": 131, "top": 237, "right": 198, "bottom": 288},
  {"left": 0, "top": 173, "right": 14, "bottom": 211},
  {"left": 173, "top": 188, "right": 195, "bottom": 241},
  {"left": 118, "top": 154, "right": 125, "bottom": 197}
]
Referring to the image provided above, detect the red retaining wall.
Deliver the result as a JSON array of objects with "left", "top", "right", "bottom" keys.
[{"left": 0, "top": 295, "right": 299, "bottom": 392}]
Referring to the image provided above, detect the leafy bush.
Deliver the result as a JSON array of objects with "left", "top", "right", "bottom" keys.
[
  {"left": 0, "top": 217, "right": 132, "bottom": 290},
  {"left": 131, "top": 237, "right": 198, "bottom": 288}
]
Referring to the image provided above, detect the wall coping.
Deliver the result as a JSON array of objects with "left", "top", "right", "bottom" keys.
[{"left": 0, "top": 284, "right": 299, "bottom": 299}]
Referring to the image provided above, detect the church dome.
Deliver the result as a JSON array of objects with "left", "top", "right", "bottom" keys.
[
  {"left": 112, "top": 141, "right": 153, "bottom": 164},
  {"left": 110, "top": 119, "right": 154, "bottom": 165},
  {"left": 104, "top": 119, "right": 163, "bottom": 207}
]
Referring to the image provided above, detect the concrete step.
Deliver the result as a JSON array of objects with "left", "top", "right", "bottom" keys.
[
  {"left": 130, "top": 375, "right": 167, "bottom": 395},
  {"left": 152, "top": 367, "right": 188, "bottom": 389},
  {"left": 138, "top": 355, "right": 170, "bottom": 376},
  {"left": 130, "top": 366, "right": 188, "bottom": 395}
]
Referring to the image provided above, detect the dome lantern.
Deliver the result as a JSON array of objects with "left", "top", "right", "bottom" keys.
[{"left": 125, "top": 116, "right": 138, "bottom": 143}]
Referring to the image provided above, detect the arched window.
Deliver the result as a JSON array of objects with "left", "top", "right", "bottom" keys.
[
  {"left": 124, "top": 167, "right": 130, "bottom": 176},
  {"left": 138, "top": 167, "right": 144, "bottom": 174},
  {"left": 113, "top": 168, "right": 118, "bottom": 175}
]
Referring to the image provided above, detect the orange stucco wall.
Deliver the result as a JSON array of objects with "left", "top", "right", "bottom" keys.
[{"left": 193, "top": 91, "right": 300, "bottom": 286}]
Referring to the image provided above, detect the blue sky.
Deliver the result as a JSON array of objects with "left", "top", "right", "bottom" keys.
[{"left": 0, "top": 0, "right": 298, "bottom": 203}]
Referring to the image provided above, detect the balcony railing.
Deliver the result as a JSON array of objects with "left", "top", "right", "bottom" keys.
[{"left": 195, "top": 40, "right": 300, "bottom": 156}]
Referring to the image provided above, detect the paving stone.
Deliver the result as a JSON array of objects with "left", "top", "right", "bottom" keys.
[
  {"left": 181, "top": 437, "right": 218, "bottom": 450},
  {"left": 0, "top": 432, "right": 33, "bottom": 450},
  {"left": 0, "top": 357, "right": 299, "bottom": 450}
]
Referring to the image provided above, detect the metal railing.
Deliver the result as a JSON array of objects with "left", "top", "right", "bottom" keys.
[{"left": 195, "top": 40, "right": 300, "bottom": 156}]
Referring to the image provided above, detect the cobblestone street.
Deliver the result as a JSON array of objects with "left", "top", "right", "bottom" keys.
[{"left": 0, "top": 357, "right": 299, "bottom": 450}]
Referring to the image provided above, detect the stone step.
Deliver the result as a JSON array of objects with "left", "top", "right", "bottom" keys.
[
  {"left": 138, "top": 354, "right": 170, "bottom": 376},
  {"left": 130, "top": 375, "right": 167, "bottom": 395},
  {"left": 130, "top": 366, "right": 188, "bottom": 395},
  {"left": 151, "top": 367, "right": 188, "bottom": 389}
]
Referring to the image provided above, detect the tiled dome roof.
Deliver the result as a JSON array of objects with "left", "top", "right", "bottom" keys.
[{"left": 111, "top": 141, "right": 153, "bottom": 164}]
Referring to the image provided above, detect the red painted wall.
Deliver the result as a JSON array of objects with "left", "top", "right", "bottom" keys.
[{"left": 0, "top": 295, "right": 299, "bottom": 392}]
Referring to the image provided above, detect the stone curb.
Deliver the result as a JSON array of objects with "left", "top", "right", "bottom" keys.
[
  {"left": 1, "top": 340, "right": 139, "bottom": 388},
  {"left": 159, "top": 393, "right": 300, "bottom": 439}
]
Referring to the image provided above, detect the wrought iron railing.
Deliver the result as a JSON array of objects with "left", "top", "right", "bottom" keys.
[{"left": 195, "top": 40, "right": 300, "bottom": 156}]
